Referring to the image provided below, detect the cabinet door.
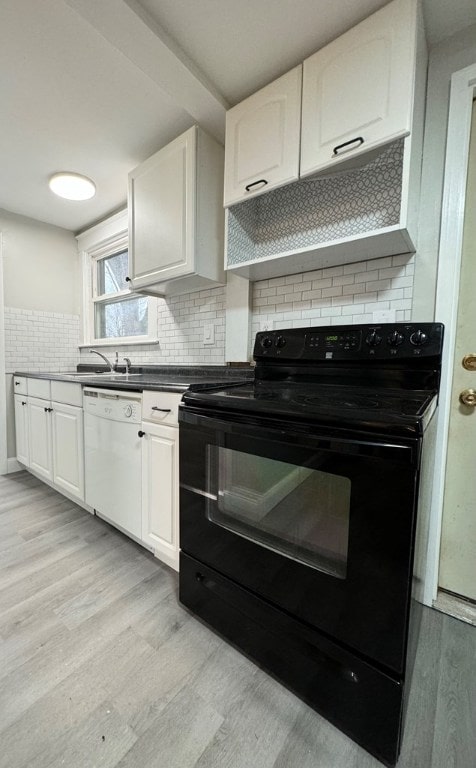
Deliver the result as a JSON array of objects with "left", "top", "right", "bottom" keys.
[
  {"left": 301, "top": 0, "right": 417, "bottom": 177},
  {"left": 129, "top": 126, "right": 196, "bottom": 288},
  {"left": 28, "top": 397, "right": 53, "bottom": 481},
  {"left": 224, "top": 66, "right": 302, "bottom": 207},
  {"left": 52, "top": 402, "right": 84, "bottom": 501},
  {"left": 14, "top": 394, "right": 30, "bottom": 466},
  {"left": 141, "top": 422, "right": 179, "bottom": 571}
]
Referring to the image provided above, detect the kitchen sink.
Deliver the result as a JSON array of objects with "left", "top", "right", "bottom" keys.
[{"left": 54, "top": 372, "right": 142, "bottom": 378}]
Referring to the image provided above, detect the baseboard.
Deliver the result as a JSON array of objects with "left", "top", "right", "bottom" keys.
[{"left": 7, "top": 457, "right": 23, "bottom": 473}]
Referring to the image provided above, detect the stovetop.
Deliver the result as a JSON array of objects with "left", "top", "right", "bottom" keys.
[
  {"left": 183, "top": 380, "right": 437, "bottom": 435},
  {"left": 182, "top": 323, "right": 444, "bottom": 437}
]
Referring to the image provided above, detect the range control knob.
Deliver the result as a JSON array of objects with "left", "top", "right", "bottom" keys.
[
  {"left": 410, "top": 329, "right": 428, "bottom": 346},
  {"left": 275, "top": 335, "right": 287, "bottom": 348},
  {"left": 387, "top": 330, "right": 404, "bottom": 347},
  {"left": 365, "top": 330, "right": 382, "bottom": 347},
  {"left": 261, "top": 336, "right": 273, "bottom": 348}
]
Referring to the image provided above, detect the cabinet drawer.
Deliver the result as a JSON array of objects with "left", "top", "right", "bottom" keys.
[
  {"left": 142, "top": 390, "right": 183, "bottom": 427},
  {"left": 27, "top": 378, "right": 51, "bottom": 399},
  {"left": 13, "top": 376, "right": 27, "bottom": 395},
  {"left": 51, "top": 380, "right": 83, "bottom": 407}
]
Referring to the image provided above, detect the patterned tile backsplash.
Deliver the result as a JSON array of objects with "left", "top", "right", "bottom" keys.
[
  {"left": 228, "top": 140, "right": 404, "bottom": 267},
  {"left": 250, "top": 254, "right": 415, "bottom": 344},
  {"left": 5, "top": 257, "right": 414, "bottom": 372}
]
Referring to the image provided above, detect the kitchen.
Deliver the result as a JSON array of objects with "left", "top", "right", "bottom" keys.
[{"left": 1, "top": 0, "right": 476, "bottom": 766}]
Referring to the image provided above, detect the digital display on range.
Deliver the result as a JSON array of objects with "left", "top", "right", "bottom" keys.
[{"left": 306, "top": 329, "right": 362, "bottom": 353}]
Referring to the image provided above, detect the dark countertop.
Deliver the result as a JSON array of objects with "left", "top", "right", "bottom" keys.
[{"left": 14, "top": 364, "right": 254, "bottom": 393}]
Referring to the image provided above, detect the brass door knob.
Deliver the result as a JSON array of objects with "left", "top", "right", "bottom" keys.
[
  {"left": 459, "top": 389, "right": 476, "bottom": 406},
  {"left": 462, "top": 354, "right": 476, "bottom": 371}
]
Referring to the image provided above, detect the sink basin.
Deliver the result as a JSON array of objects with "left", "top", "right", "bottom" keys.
[
  {"left": 95, "top": 373, "right": 142, "bottom": 378},
  {"left": 53, "top": 372, "right": 142, "bottom": 378}
]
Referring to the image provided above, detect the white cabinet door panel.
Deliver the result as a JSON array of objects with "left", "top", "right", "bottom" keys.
[
  {"left": 14, "top": 394, "right": 29, "bottom": 466},
  {"left": 301, "top": 0, "right": 417, "bottom": 176},
  {"left": 129, "top": 127, "right": 195, "bottom": 285},
  {"left": 52, "top": 402, "right": 84, "bottom": 501},
  {"left": 141, "top": 422, "right": 179, "bottom": 571},
  {"left": 28, "top": 397, "right": 52, "bottom": 481},
  {"left": 224, "top": 66, "right": 302, "bottom": 206}
]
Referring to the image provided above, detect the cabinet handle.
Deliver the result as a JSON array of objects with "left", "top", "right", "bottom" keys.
[
  {"left": 138, "top": 430, "right": 146, "bottom": 438},
  {"left": 44, "top": 407, "right": 53, "bottom": 413},
  {"left": 333, "top": 137, "right": 364, "bottom": 156},
  {"left": 245, "top": 179, "right": 268, "bottom": 193},
  {"left": 15, "top": 381, "right": 21, "bottom": 386},
  {"left": 21, "top": 400, "right": 27, "bottom": 406},
  {"left": 151, "top": 407, "right": 171, "bottom": 413},
  {"left": 125, "top": 276, "right": 132, "bottom": 283}
]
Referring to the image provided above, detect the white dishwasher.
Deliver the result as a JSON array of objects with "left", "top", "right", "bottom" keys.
[{"left": 84, "top": 387, "right": 143, "bottom": 540}]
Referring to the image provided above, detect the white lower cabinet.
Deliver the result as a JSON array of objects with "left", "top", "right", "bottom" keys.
[
  {"left": 14, "top": 379, "right": 85, "bottom": 503},
  {"left": 28, "top": 396, "right": 53, "bottom": 482},
  {"left": 14, "top": 394, "right": 30, "bottom": 467},
  {"left": 51, "top": 401, "right": 84, "bottom": 501},
  {"left": 141, "top": 390, "right": 181, "bottom": 571},
  {"left": 141, "top": 420, "right": 179, "bottom": 571}
]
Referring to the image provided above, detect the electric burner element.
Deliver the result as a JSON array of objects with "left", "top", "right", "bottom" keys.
[{"left": 296, "top": 394, "right": 380, "bottom": 409}]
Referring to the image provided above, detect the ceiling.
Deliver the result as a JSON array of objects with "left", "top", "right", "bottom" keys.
[{"left": 1, "top": 0, "right": 476, "bottom": 234}]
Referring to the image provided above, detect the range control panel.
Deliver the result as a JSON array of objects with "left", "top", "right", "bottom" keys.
[{"left": 253, "top": 323, "right": 444, "bottom": 361}]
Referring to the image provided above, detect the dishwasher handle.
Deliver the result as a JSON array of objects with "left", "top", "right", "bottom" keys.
[{"left": 151, "top": 407, "right": 171, "bottom": 413}]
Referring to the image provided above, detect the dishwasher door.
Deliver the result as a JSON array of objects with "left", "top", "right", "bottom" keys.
[{"left": 84, "top": 388, "right": 142, "bottom": 539}]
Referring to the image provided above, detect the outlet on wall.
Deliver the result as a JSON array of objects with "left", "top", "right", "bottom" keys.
[
  {"left": 259, "top": 321, "right": 273, "bottom": 332},
  {"left": 203, "top": 324, "right": 215, "bottom": 345}
]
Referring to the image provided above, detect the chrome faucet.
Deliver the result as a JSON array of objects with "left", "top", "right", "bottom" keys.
[
  {"left": 123, "top": 357, "right": 132, "bottom": 374},
  {"left": 90, "top": 349, "right": 114, "bottom": 372}
]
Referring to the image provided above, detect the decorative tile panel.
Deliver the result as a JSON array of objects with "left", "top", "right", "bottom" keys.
[{"left": 228, "top": 140, "right": 404, "bottom": 266}]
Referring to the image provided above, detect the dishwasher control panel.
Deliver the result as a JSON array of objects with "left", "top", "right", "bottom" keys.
[{"left": 83, "top": 388, "right": 142, "bottom": 424}]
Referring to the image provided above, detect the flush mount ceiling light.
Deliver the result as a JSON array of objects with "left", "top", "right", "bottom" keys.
[{"left": 48, "top": 172, "right": 96, "bottom": 201}]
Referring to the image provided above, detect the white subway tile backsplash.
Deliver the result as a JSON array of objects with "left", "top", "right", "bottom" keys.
[
  {"left": 250, "top": 254, "right": 415, "bottom": 351},
  {"left": 5, "top": 308, "right": 80, "bottom": 373}
]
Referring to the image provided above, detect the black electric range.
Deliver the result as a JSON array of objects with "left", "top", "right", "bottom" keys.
[{"left": 179, "top": 322, "right": 444, "bottom": 766}]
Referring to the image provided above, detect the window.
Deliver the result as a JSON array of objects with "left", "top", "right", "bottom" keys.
[{"left": 78, "top": 211, "right": 157, "bottom": 346}]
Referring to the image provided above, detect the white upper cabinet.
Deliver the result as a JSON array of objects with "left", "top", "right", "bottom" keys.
[
  {"left": 300, "top": 0, "right": 418, "bottom": 177},
  {"left": 223, "top": 66, "right": 302, "bottom": 207},
  {"left": 128, "top": 125, "right": 225, "bottom": 296}
]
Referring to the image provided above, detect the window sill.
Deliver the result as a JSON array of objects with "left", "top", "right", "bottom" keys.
[{"left": 79, "top": 339, "right": 160, "bottom": 348}]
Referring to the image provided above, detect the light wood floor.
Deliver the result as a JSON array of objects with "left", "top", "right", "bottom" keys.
[{"left": 0, "top": 472, "right": 474, "bottom": 768}]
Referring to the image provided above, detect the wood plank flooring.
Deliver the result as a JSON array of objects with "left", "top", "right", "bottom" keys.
[{"left": 0, "top": 471, "right": 474, "bottom": 768}]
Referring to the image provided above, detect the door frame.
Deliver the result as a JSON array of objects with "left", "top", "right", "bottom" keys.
[
  {"left": 0, "top": 232, "right": 7, "bottom": 475},
  {"left": 427, "top": 62, "right": 476, "bottom": 605}
]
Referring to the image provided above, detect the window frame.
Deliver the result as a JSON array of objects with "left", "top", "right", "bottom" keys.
[{"left": 78, "top": 211, "right": 158, "bottom": 348}]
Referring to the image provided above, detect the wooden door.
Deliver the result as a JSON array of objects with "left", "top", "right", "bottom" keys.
[{"left": 439, "top": 100, "right": 476, "bottom": 602}]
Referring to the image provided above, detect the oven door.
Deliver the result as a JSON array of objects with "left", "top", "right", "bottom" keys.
[{"left": 179, "top": 406, "right": 421, "bottom": 675}]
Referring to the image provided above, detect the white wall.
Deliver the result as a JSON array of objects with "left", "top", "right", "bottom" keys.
[
  {"left": 1, "top": 209, "right": 80, "bottom": 462},
  {"left": 413, "top": 23, "right": 476, "bottom": 320},
  {"left": 0, "top": 208, "right": 79, "bottom": 313}
]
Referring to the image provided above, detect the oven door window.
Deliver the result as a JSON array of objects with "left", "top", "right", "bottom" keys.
[{"left": 207, "top": 446, "right": 350, "bottom": 579}]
